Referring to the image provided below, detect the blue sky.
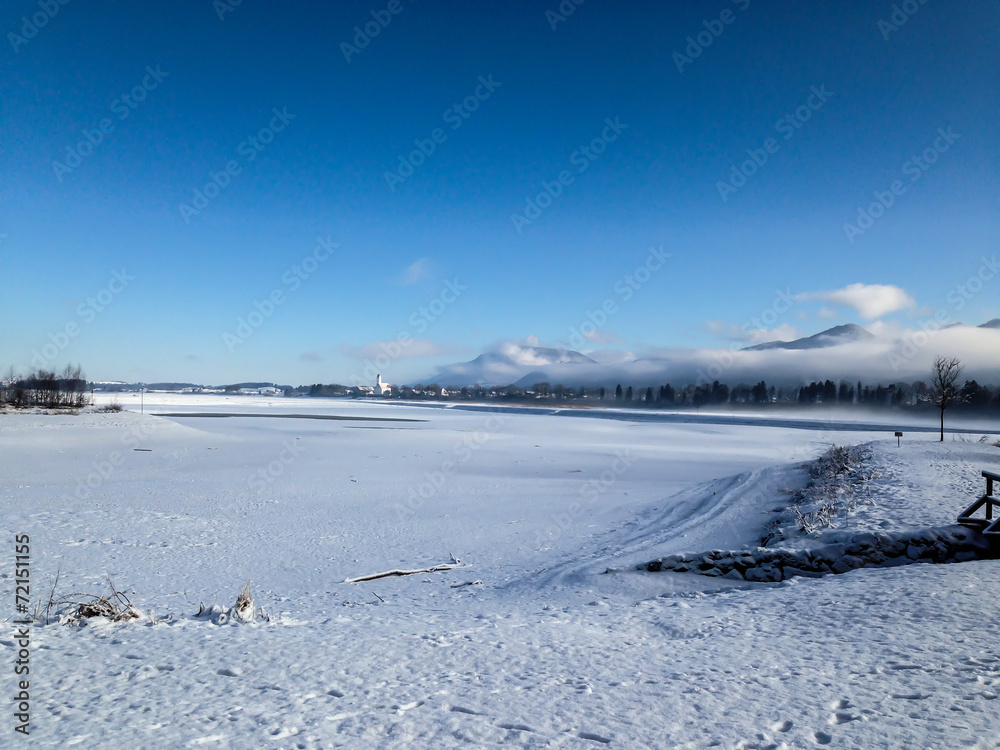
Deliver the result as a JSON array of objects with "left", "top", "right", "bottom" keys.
[{"left": 2, "top": 0, "right": 998, "bottom": 385}]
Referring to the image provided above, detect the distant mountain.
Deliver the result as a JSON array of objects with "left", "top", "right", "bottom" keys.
[
  {"left": 426, "top": 345, "right": 595, "bottom": 386},
  {"left": 979, "top": 319, "right": 1000, "bottom": 329},
  {"left": 743, "top": 324, "right": 874, "bottom": 351}
]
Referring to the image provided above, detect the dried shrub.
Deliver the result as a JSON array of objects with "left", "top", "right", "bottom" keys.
[{"left": 61, "top": 578, "right": 141, "bottom": 624}]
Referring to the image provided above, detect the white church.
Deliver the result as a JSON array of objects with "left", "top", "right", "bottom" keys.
[{"left": 375, "top": 374, "right": 392, "bottom": 396}]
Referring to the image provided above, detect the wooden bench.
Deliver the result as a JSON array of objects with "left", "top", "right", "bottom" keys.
[{"left": 958, "top": 470, "right": 1000, "bottom": 536}]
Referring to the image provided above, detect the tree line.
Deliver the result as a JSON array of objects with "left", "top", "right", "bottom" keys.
[
  {"left": 0, "top": 365, "right": 88, "bottom": 408},
  {"left": 292, "top": 374, "right": 1000, "bottom": 414}
]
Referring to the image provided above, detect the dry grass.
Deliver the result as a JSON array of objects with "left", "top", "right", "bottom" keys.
[
  {"left": 60, "top": 578, "right": 141, "bottom": 624},
  {"left": 195, "top": 580, "right": 268, "bottom": 625},
  {"left": 234, "top": 580, "right": 254, "bottom": 622}
]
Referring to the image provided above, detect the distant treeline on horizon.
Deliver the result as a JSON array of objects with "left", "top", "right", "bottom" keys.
[
  {"left": 287, "top": 378, "right": 1000, "bottom": 412},
  {"left": 11, "top": 371, "right": 997, "bottom": 414}
]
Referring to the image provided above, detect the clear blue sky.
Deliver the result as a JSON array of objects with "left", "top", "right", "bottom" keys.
[{"left": 2, "top": 0, "right": 998, "bottom": 385}]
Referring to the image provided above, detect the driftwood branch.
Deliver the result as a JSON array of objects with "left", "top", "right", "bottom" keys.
[{"left": 345, "top": 557, "right": 463, "bottom": 584}]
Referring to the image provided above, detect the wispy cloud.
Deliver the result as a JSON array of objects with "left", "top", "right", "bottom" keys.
[
  {"left": 799, "top": 283, "right": 916, "bottom": 320},
  {"left": 399, "top": 257, "right": 431, "bottom": 285},
  {"left": 299, "top": 351, "right": 324, "bottom": 363}
]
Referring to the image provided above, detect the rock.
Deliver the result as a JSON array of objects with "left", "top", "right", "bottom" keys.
[
  {"left": 906, "top": 545, "right": 921, "bottom": 560},
  {"left": 831, "top": 555, "right": 864, "bottom": 574},
  {"left": 646, "top": 560, "right": 662, "bottom": 572},
  {"left": 701, "top": 567, "right": 723, "bottom": 577},
  {"left": 812, "top": 544, "right": 846, "bottom": 566},
  {"left": 722, "top": 569, "right": 744, "bottom": 581},
  {"left": 863, "top": 549, "right": 885, "bottom": 564},
  {"left": 744, "top": 566, "right": 778, "bottom": 583},
  {"left": 881, "top": 538, "right": 906, "bottom": 557}
]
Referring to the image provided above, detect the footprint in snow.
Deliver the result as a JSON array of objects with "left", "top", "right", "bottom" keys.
[
  {"left": 814, "top": 730, "right": 833, "bottom": 745},
  {"left": 770, "top": 719, "right": 793, "bottom": 732},
  {"left": 828, "top": 711, "right": 858, "bottom": 725}
]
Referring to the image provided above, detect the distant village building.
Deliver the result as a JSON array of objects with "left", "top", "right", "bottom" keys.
[
  {"left": 375, "top": 374, "right": 392, "bottom": 396},
  {"left": 240, "top": 386, "right": 283, "bottom": 396}
]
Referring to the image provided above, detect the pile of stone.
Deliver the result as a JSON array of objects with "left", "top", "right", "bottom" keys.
[{"left": 641, "top": 525, "right": 998, "bottom": 582}]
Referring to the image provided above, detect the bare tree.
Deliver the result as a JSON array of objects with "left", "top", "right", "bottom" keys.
[{"left": 929, "top": 356, "right": 964, "bottom": 441}]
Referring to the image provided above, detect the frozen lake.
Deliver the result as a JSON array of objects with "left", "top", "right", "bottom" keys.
[{"left": 2, "top": 395, "right": 999, "bottom": 748}]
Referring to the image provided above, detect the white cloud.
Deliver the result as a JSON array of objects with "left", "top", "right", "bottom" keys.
[
  {"left": 584, "top": 349, "right": 635, "bottom": 364},
  {"left": 800, "top": 283, "right": 916, "bottom": 320},
  {"left": 429, "top": 326, "right": 1000, "bottom": 388},
  {"left": 399, "top": 258, "right": 431, "bottom": 285}
]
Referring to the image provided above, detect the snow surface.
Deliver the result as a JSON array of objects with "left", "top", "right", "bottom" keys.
[{"left": 2, "top": 394, "right": 1000, "bottom": 748}]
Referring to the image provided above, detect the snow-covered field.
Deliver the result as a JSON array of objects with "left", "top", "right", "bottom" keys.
[{"left": 2, "top": 394, "right": 1000, "bottom": 748}]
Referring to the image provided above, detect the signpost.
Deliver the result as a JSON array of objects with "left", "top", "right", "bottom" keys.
[{"left": 895, "top": 431, "right": 903, "bottom": 447}]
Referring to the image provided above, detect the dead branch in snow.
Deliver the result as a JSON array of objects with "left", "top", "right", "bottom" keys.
[{"left": 345, "top": 557, "right": 464, "bottom": 584}]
